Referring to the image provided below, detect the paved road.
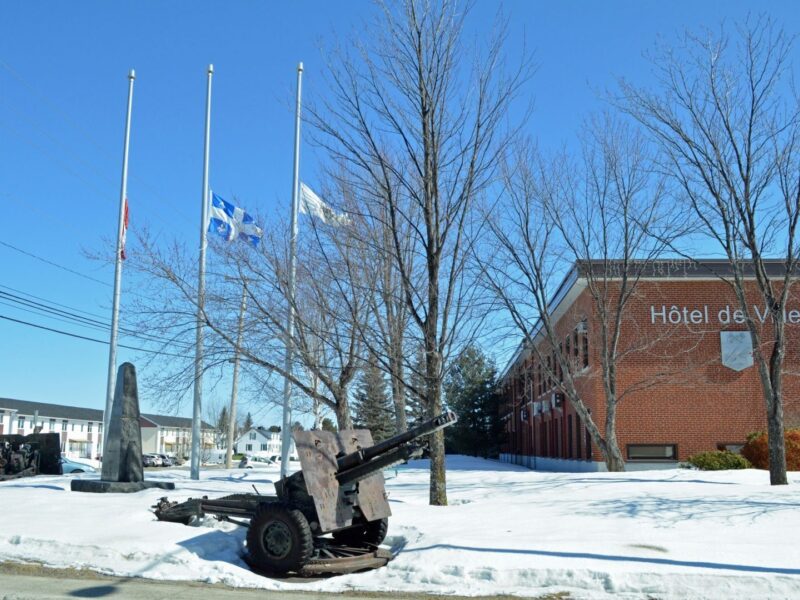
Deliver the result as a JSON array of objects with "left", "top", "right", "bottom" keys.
[{"left": 0, "top": 562, "right": 550, "bottom": 600}]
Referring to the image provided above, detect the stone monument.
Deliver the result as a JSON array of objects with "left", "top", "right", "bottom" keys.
[{"left": 71, "top": 363, "right": 174, "bottom": 493}]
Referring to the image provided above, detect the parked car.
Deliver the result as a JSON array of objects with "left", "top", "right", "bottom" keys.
[
  {"left": 143, "top": 454, "right": 160, "bottom": 467},
  {"left": 59, "top": 458, "right": 97, "bottom": 474},
  {"left": 238, "top": 455, "right": 275, "bottom": 469},
  {"left": 157, "top": 454, "right": 175, "bottom": 467}
]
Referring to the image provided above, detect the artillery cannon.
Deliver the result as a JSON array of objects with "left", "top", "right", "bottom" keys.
[
  {"left": 0, "top": 433, "right": 61, "bottom": 481},
  {"left": 154, "top": 411, "right": 457, "bottom": 575}
]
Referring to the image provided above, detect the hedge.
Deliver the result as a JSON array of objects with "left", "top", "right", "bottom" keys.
[
  {"left": 741, "top": 428, "right": 800, "bottom": 471},
  {"left": 686, "top": 450, "right": 751, "bottom": 471}
]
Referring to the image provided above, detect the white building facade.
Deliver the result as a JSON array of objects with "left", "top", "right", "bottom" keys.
[
  {"left": 0, "top": 398, "right": 213, "bottom": 460},
  {"left": 234, "top": 427, "right": 297, "bottom": 460}
]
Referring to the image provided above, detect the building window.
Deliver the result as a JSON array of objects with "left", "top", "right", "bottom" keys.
[
  {"left": 627, "top": 444, "right": 677, "bottom": 461},
  {"left": 575, "top": 417, "right": 582, "bottom": 459},
  {"left": 80, "top": 424, "right": 84, "bottom": 432},
  {"left": 717, "top": 443, "right": 744, "bottom": 454},
  {"left": 245, "top": 444, "right": 253, "bottom": 452},
  {"left": 585, "top": 426, "right": 591, "bottom": 460},
  {"left": 581, "top": 320, "right": 589, "bottom": 368},
  {"left": 567, "top": 415, "right": 573, "bottom": 459},
  {"left": 49, "top": 418, "right": 56, "bottom": 431},
  {"left": 249, "top": 432, "right": 256, "bottom": 440},
  {"left": 72, "top": 423, "right": 76, "bottom": 431},
  {"left": 261, "top": 443, "right": 268, "bottom": 451},
  {"left": 62, "top": 420, "right": 68, "bottom": 431},
  {"left": 18, "top": 416, "right": 25, "bottom": 429},
  {"left": 88, "top": 422, "right": 93, "bottom": 433}
]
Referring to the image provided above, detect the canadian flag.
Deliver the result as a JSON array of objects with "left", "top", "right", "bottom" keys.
[{"left": 120, "top": 198, "right": 129, "bottom": 260}]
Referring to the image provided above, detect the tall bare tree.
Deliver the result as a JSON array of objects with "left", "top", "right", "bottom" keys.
[
  {"left": 483, "top": 119, "right": 690, "bottom": 472},
  {"left": 310, "top": 0, "right": 531, "bottom": 504},
  {"left": 618, "top": 18, "right": 800, "bottom": 484}
]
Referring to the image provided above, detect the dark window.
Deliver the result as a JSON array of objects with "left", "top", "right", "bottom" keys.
[
  {"left": 567, "top": 415, "right": 573, "bottom": 459},
  {"left": 17, "top": 417, "right": 24, "bottom": 429},
  {"left": 576, "top": 417, "right": 582, "bottom": 459},
  {"left": 546, "top": 356, "right": 552, "bottom": 390},
  {"left": 585, "top": 426, "right": 591, "bottom": 461},
  {"left": 627, "top": 444, "right": 677, "bottom": 461},
  {"left": 558, "top": 344, "right": 563, "bottom": 382},
  {"left": 573, "top": 330, "right": 580, "bottom": 360},
  {"left": 49, "top": 418, "right": 55, "bottom": 431},
  {"left": 62, "top": 420, "right": 68, "bottom": 432},
  {"left": 716, "top": 443, "right": 744, "bottom": 454},
  {"left": 88, "top": 422, "right": 93, "bottom": 433},
  {"left": 581, "top": 320, "right": 589, "bottom": 368}
]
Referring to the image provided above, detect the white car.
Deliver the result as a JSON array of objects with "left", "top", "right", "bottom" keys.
[
  {"left": 59, "top": 458, "right": 97, "bottom": 474},
  {"left": 238, "top": 455, "right": 275, "bottom": 469}
]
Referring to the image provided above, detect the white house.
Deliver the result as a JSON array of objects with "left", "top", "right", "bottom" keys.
[
  {"left": 234, "top": 427, "right": 298, "bottom": 460},
  {"left": 0, "top": 398, "right": 214, "bottom": 460}
]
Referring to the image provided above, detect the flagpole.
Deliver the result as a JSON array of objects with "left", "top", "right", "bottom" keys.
[
  {"left": 281, "top": 62, "right": 303, "bottom": 478},
  {"left": 102, "top": 69, "right": 135, "bottom": 464},
  {"left": 191, "top": 64, "right": 213, "bottom": 481},
  {"left": 226, "top": 281, "right": 247, "bottom": 469}
]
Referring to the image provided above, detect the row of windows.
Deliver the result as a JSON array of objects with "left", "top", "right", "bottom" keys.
[
  {"left": 245, "top": 443, "right": 270, "bottom": 452},
  {"left": 9, "top": 417, "right": 100, "bottom": 433},
  {"left": 513, "top": 321, "right": 590, "bottom": 402}
]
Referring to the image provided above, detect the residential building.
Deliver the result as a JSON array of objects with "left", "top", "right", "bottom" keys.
[
  {"left": 0, "top": 398, "right": 214, "bottom": 460},
  {"left": 234, "top": 427, "right": 297, "bottom": 460}
]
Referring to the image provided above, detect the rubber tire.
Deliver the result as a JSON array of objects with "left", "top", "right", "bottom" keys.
[
  {"left": 72, "top": 469, "right": 84, "bottom": 473},
  {"left": 246, "top": 503, "right": 313, "bottom": 574},
  {"left": 332, "top": 517, "right": 389, "bottom": 547}
]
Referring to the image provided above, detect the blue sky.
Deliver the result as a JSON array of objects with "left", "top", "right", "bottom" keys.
[{"left": 1, "top": 1, "right": 798, "bottom": 424}]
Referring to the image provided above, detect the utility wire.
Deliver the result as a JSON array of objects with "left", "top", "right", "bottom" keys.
[
  {"left": 0, "top": 313, "right": 190, "bottom": 358},
  {"left": 0, "top": 240, "right": 111, "bottom": 287}
]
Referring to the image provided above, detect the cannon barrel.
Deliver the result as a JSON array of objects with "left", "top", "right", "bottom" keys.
[{"left": 335, "top": 410, "right": 457, "bottom": 473}]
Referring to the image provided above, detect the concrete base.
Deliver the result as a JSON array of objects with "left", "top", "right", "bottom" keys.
[
  {"left": 500, "top": 452, "right": 680, "bottom": 472},
  {"left": 70, "top": 480, "right": 175, "bottom": 493}
]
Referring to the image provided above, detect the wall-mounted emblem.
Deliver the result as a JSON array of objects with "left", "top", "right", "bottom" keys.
[{"left": 720, "top": 331, "right": 753, "bottom": 371}]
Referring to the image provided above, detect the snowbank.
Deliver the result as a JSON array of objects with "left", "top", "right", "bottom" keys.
[{"left": 0, "top": 456, "right": 798, "bottom": 599}]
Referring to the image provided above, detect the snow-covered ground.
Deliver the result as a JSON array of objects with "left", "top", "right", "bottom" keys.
[{"left": 0, "top": 456, "right": 798, "bottom": 599}]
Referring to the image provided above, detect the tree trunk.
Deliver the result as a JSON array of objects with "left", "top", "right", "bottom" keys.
[
  {"left": 427, "top": 348, "right": 447, "bottom": 506},
  {"left": 766, "top": 392, "right": 788, "bottom": 485},
  {"left": 390, "top": 364, "right": 408, "bottom": 433},
  {"left": 335, "top": 398, "right": 353, "bottom": 431}
]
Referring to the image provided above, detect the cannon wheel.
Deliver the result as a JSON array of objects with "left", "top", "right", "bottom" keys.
[
  {"left": 247, "top": 503, "right": 313, "bottom": 574},
  {"left": 331, "top": 517, "right": 388, "bottom": 547}
]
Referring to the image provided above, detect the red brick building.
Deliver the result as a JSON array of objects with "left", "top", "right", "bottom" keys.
[{"left": 498, "top": 260, "right": 800, "bottom": 471}]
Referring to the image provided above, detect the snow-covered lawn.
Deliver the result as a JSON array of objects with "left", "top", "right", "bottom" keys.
[{"left": 0, "top": 456, "right": 798, "bottom": 599}]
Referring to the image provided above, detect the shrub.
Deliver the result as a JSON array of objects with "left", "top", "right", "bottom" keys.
[
  {"left": 686, "top": 450, "right": 751, "bottom": 471},
  {"left": 741, "top": 428, "right": 800, "bottom": 471}
]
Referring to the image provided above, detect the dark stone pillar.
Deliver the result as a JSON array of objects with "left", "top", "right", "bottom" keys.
[{"left": 72, "top": 363, "right": 174, "bottom": 493}]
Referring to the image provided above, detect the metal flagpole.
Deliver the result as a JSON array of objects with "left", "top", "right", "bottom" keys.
[
  {"left": 191, "top": 64, "right": 214, "bottom": 480},
  {"left": 102, "top": 69, "right": 135, "bottom": 461},
  {"left": 281, "top": 62, "right": 303, "bottom": 478},
  {"left": 226, "top": 281, "right": 247, "bottom": 469}
]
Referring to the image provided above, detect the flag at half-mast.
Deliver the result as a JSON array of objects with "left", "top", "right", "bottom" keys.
[
  {"left": 208, "top": 193, "right": 263, "bottom": 248},
  {"left": 300, "top": 183, "right": 349, "bottom": 225},
  {"left": 120, "top": 198, "right": 129, "bottom": 260}
]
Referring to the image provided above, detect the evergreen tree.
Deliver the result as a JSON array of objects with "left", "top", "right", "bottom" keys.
[
  {"left": 268, "top": 425, "right": 281, "bottom": 433},
  {"left": 321, "top": 418, "right": 337, "bottom": 432},
  {"left": 353, "top": 359, "right": 396, "bottom": 442},
  {"left": 242, "top": 412, "right": 254, "bottom": 435},
  {"left": 217, "top": 406, "right": 229, "bottom": 449},
  {"left": 444, "top": 345, "right": 501, "bottom": 458}
]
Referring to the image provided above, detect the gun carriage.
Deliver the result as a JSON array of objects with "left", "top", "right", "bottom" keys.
[
  {"left": 0, "top": 433, "right": 61, "bottom": 481},
  {"left": 154, "top": 411, "right": 457, "bottom": 576}
]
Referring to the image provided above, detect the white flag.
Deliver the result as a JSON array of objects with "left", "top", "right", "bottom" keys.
[{"left": 300, "top": 183, "right": 349, "bottom": 225}]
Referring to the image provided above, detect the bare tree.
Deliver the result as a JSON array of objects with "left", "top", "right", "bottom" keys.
[
  {"left": 618, "top": 18, "right": 800, "bottom": 484},
  {"left": 483, "top": 119, "right": 691, "bottom": 472},
  {"left": 129, "top": 212, "right": 369, "bottom": 431},
  {"left": 309, "top": 0, "right": 531, "bottom": 504}
]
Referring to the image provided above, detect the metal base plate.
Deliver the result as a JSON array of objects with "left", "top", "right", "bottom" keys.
[{"left": 244, "top": 542, "right": 392, "bottom": 577}]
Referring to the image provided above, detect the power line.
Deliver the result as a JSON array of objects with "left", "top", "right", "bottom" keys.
[
  {"left": 0, "top": 287, "right": 194, "bottom": 350},
  {"left": 0, "top": 313, "right": 189, "bottom": 358},
  {"left": 0, "top": 240, "right": 111, "bottom": 287}
]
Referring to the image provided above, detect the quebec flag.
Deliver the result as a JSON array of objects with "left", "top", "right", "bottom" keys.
[{"left": 208, "top": 193, "right": 263, "bottom": 248}]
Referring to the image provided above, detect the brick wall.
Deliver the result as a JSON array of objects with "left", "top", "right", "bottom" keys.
[{"left": 500, "top": 277, "right": 800, "bottom": 464}]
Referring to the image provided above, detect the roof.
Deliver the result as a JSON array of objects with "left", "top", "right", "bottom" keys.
[
  {"left": 0, "top": 398, "right": 212, "bottom": 429},
  {"left": 498, "top": 258, "right": 800, "bottom": 383}
]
